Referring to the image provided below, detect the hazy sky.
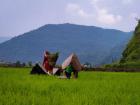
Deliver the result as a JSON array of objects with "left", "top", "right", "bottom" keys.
[{"left": 0, "top": 0, "right": 139, "bottom": 37}]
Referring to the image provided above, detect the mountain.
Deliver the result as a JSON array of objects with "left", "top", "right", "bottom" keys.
[
  {"left": 119, "top": 21, "right": 140, "bottom": 67},
  {"left": 0, "top": 37, "right": 11, "bottom": 44},
  {"left": 0, "top": 23, "right": 132, "bottom": 65},
  {"left": 101, "top": 38, "right": 131, "bottom": 65}
]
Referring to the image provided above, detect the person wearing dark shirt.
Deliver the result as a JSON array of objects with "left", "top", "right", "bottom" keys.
[{"left": 64, "top": 64, "right": 73, "bottom": 79}]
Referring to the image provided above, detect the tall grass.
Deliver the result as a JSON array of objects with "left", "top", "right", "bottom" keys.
[{"left": 0, "top": 67, "right": 140, "bottom": 105}]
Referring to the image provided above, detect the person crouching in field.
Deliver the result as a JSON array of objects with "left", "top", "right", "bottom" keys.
[
  {"left": 43, "top": 51, "right": 53, "bottom": 75},
  {"left": 64, "top": 64, "right": 74, "bottom": 79},
  {"left": 64, "top": 64, "right": 78, "bottom": 79}
]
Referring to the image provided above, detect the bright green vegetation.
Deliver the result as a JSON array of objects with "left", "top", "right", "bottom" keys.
[
  {"left": 105, "top": 21, "right": 140, "bottom": 68},
  {"left": 0, "top": 67, "right": 140, "bottom": 105},
  {"left": 120, "top": 21, "right": 140, "bottom": 67}
]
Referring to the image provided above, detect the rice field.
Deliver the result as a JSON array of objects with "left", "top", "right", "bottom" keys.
[{"left": 0, "top": 67, "right": 140, "bottom": 105}]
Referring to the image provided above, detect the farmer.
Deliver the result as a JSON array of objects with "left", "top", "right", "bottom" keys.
[
  {"left": 43, "top": 51, "right": 53, "bottom": 74},
  {"left": 64, "top": 64, "right": 73, "bottom": 79}
]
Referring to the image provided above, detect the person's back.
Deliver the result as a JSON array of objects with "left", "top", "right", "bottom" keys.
[
  {"left": 65, "top": 64, "right": 73, "bottom": 79},
  {"left": 65, "top": 65, "right": 73, "bottom": 73}
]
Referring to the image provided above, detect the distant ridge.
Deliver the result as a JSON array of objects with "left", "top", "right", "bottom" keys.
[{"left": 0, "top": 23, "right": 132, "bottom": 65}]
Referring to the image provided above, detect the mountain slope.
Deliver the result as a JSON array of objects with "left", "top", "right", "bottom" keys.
[
  {"left": 0, "top": 23, "right": 132, "bottom": 65},
  {"left": 120, "top": 21, "right": 140, "bottom": 65},
  {"left": 101, "top": 38, "right": 131, "bottom": 65}
]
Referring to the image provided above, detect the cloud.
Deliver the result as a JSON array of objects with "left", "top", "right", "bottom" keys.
[
  {"left": 90, "top": 0, "right": 122, "bottom": 25},
  {"left": 130, "top": 13, "right": 138, "bottom": 18},
  {"left": 66, "top": 1, "right": 123, "bottom": 25},
  {"left": 96, "top": 9, "right": 122, "bottom": 25},
  {"left": 122, "top": 0, "right": 133, "bottom": 4},
  {"left": 129, "top": 13, "right": 140, "bottom": 22},
  {"left": 66, "top": 3, "right": 90, "bottom": 18},
  {"left": 91, "top": 0, "right": 99, "bottom": 4}
]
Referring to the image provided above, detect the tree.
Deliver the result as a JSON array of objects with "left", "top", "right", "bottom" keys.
[
  {"left": 84, "top": 62, "right": 92, "bottom": 68},
  {"left": 15, "top": 61, "right": 21, "bottom": 67},
  {"left": 22, "top": 62, "right": 26, "bottom": 67},
  {"left": 28, "top": 61, "right": 32, "bottom": 67}
]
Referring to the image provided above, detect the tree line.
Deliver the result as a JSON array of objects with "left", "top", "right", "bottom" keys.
[{"left": 0, "top": 60, "right": 33, "bottom": 67}]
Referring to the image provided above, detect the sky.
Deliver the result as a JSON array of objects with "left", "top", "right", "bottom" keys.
[{"left": 0, "top": 0, "right": 139, "bottom": 37}]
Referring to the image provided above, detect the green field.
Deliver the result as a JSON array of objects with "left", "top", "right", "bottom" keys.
[{"left": 0, "top": 67, "right": 140, "bottom": 105}]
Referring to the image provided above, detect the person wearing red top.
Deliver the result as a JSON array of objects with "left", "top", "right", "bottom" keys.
[{"left": 43, "top": 51, "right": 53, "bottom": 73}]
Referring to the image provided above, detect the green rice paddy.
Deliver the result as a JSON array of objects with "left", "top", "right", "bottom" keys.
[{"left": 0, "top": 67, "right": 140, "bottom": 105}]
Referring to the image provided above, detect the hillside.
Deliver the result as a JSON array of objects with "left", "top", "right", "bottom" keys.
[
  {"left": 101, "top": 40, "right": 130, "bottom": 65},
  {"left": 119, "top": 21, "right": 140, "bottom": 67},
  {"left": 0, "top": 23, "right": 132, "bottom": 65}
]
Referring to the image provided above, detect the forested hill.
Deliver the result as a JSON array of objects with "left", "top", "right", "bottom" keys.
[
  {"left": 120, "top": 21, "right": 140, "bottom": 64},
  {"left": 0, "top": 23, "right": 132, "bottom": 65}
]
